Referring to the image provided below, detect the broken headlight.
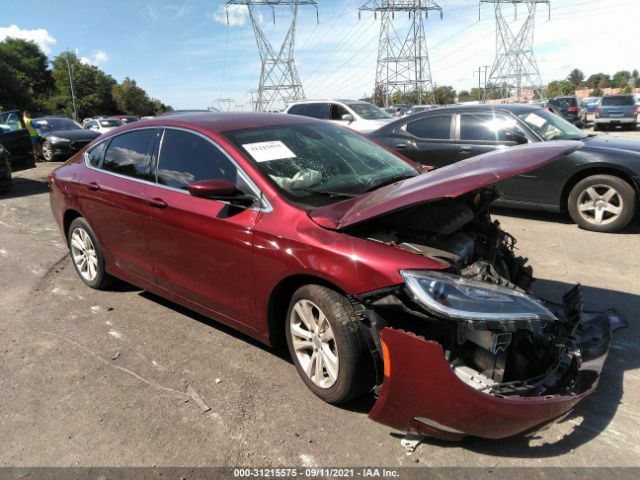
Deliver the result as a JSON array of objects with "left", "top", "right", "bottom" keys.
[{"left": 401, "top": 270, "right": 557, "bottom": 322}]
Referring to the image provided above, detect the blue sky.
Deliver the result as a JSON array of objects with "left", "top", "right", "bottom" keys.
[{"left": 2, "top": 0, "right": 639, "bottom": 110}]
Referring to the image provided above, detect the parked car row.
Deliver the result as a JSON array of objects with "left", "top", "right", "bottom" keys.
[{"left": 49, "top": 111, "right": 616, "bottom": 441}]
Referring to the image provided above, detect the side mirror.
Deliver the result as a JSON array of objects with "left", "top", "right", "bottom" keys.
[
  {"left": 341, "top": 113, "right": 354, "bottom": 123},
  {"left": 504, "top": 131, "right": 528, "bottom": 145},
  {"left": 187, "top": 179, "right": 255, "bottom": 207}
]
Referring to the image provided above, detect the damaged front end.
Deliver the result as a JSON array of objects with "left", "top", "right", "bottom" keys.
[{"left": 348, "top": 189, "right": 614, "bottom": 440}]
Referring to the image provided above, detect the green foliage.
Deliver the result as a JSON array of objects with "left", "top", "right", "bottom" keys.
[
  {"left": 0, "top": 38, "right": 53, "bottom": 111},
  {"left": 0, "top": 37, "right": 172, "bottom": 117},
  {"left": 432, "top": 85, "right": 456, "bottom": 105},
  {"left": 546, "top": 80, "right": 576, "bottom": 97},
  {"left": 612, "top": 70, "right": 632, "bottom": 89},
  {"left": 585, "top": 73, "right": 611, "bottom": 89},
  {"left": 567, "top": 68, "right": 585, "bottom": 87}
]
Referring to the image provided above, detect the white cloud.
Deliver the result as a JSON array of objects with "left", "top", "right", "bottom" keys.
[
  {"left": 79, "top": 50, "right": 110, "bottom": 66},
  {"left": 211, "top": 4, "right": 261, "bottom": 27},
  {"left": 0, "top": 24, "right": 56, "bottom": 54}
]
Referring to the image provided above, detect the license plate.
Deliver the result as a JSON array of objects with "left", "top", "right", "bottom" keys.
[{"left": 611, "top": 113, "right": 624, "bottom": 117}]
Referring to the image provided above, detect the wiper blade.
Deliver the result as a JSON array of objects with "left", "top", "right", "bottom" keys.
[
  {"left": 363, "top": 174, "right": 416, "bottom": 192},
  {"left": 293, "top": 188, "right": 357, "bottom": 199}
]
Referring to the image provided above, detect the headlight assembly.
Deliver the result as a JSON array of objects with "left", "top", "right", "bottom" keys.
[
  {"left": 46, "top": 136, "right": 69, "bottom": 143},
  {"left": 401, "top": 270, "right": 557, "bottom": 322}
]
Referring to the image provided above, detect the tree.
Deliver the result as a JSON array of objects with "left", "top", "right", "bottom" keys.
[
  {"left": 48, "top": 52, "right": 117, "bottom": 119},
  {"left": 0, "top": 38, "right": 52, "bottom": 111},
  {"left": 112, "top": 77, "right": 154, "bottom": 116},
  {"left": 612, "top": 70, "right": 632, "bottom": 89},
  {"left": 432, "top": 85, "right": 456, "bottom": 105},
  {"left": 585, "top": 73, "right": 610, "bottom": 89},
  {"left": 546, "top": 80, "right": 575, "bottom": 97},
  {"left": 567, "top": 68, "right": 585, "bottom": 87},
  {"left": 457, "top": 90, "right": 472, "bottom": 102}
]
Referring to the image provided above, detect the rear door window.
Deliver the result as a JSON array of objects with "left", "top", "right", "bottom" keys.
[
  {"left": 287, "top": 104, "right": 306, "bottom": 115},
  {"left": 102, "top": 129, "right": 158, "bottom": 180},
  {"left": 302, "top": 103, "right": 329, "bottom": 119},
  {"left": 406, "top": 115, "right": 452, "bottom": 139},
  {"left": 156, "top": 129, "right": 237, "bottom": 190}
]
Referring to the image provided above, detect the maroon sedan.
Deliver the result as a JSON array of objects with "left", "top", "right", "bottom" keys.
[{"left": 49, "top": 112, "right": 611, "bottom": 440}]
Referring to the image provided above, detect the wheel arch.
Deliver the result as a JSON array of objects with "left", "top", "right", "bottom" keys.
[
  {"left": 63, "top": 209, "right": 83, "bottom": 241},
  {"left": 266, "top": 274, "right": 347, "bottom": 351},
  {"left": 560, "top": 166, "right": 640, "bottom": 212}
]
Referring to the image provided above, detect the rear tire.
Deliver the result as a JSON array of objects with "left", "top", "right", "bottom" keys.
[
  {"left": 42, "top": 141, "right": 55, "bottom": 162},
  {"left": 67, "top": 217, "right": 113, "bottom": 289},
  {"left": 285, "top": 284, "right": 374, "bottom": 404},
  {"left": 568, "top": 175, "right": 637, "bottom": 232}
]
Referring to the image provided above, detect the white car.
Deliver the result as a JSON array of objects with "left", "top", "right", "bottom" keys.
[
  {"left": 83, "top": 118, "right": 123, "bottom": 134},
  {"left": 284, "top": 100, "right": 393, "bottom": 133}
]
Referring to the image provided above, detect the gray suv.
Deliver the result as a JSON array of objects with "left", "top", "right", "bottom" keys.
[{"left": 594, "top": 94, "right": 637, "bottom": 131}]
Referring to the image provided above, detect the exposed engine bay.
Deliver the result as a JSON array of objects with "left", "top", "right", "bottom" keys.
[{"left": 348, "top": 188, "right": 611, "bottom": 399}]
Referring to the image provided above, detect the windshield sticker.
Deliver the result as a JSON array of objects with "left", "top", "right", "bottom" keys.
[
  {"left": 524, "top": 113, "right": 547, "bottom": 128},
  {"left": 242, "top": 141, "right": 297, "bottom": 162}
]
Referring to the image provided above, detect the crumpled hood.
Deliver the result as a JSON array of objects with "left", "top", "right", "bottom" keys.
[{"left": 310, "top": 141, "right": 582, "bottom": 230}]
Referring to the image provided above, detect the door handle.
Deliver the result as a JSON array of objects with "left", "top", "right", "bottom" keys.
[
  {"left": 147, "top": 197, "right": 167, "bottom": 209},
  {"left": 87, "top": 182, "right": 100, "bottom": 191},
  {"left": 395, "top": 143, "right": 407, "bottom": 149},
  {"left": 459, "top": 146, "right": 472, "bottom": 152}
]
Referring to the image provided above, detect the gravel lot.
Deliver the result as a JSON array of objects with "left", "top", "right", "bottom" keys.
[{"left": 1, "top": 127, "right": 639, "bottom": 470}]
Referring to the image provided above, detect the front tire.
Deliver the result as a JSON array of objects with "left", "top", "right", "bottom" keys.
[
  {"left": 285, "top": 285, "right": 374, "bottom": 404},
  {"left": 42, "top": 141, "right": 55, "bottom": 162},
  {"left": 68, "top": 217, "right": 113, "bottom": 289},
  {"left": 568, "top": 175, "right": 637, "bottom": 232}
]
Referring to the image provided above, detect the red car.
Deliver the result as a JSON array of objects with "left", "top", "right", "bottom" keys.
[{"left": 49, "top": 112, "right": 611, "bottom": 440}]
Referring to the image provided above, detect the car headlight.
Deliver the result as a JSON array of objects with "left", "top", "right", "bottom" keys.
[
  {"left": 401, "top": 270, "right": 557, "bottom": 321},
  {"left": 46, "top": 136, "right": 70, "bottom": 143}
]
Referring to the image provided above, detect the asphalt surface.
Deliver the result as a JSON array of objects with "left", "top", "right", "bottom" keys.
[{"left": 1, "top": 127, "right": 639, "bottom": 469}]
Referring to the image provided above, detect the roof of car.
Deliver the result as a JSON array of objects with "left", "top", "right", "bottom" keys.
[
  {"left": 410, "top": 103, "right": 541, "bottom": 114},
  {"left": 134, "top": 111, "right": 321, "bottom": 134}
]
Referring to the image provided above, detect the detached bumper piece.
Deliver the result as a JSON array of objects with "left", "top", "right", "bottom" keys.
[{"left": 368, "top": 288, "right": 613, "bottom": 440}]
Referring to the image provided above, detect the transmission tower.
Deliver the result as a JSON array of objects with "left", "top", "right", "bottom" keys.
[
  {"left": 359, "top": 1, "right": 442, "bottom": 107},
  {"left": 226, "top": 1, "right": 318, "bottom": 112},
  {"left": 480, "top": 1, "right": 549, "bottom": 102},
  {"left": 215, "top": 98, "right": 235, "bottom": 111}
]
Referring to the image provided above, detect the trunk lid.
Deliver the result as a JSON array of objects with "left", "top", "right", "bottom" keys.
[{"left": 309, "top": 141, "right": 581, "bottom": 230}]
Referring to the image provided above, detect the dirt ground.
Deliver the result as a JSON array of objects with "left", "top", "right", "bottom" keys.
[{"left": 1, "top": 126, "right": 639, "bottom": 470}]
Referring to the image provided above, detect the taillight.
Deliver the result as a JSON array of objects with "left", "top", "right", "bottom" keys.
[
  {"left": 568, "top": 106, "right": 578, "bottom": 112},
  {"left": 595, "top": 108, "right": 600, "bottom": 116},
  {"left": 634, "top": 106, "right": 638, "bottom": 115}
]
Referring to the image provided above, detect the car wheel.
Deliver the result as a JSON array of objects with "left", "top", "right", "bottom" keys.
[
  {"left": 68, "top": 217, "right": 113, "bottom": 289},
  {"left": 285, "top": 284, "right": 373, "bottom": 404},
  {"left": 42, "top": 141, "right": 55, "bottom": 162},
  {"left": 568, "top": 175, "right": 637, "bottom": 232}
]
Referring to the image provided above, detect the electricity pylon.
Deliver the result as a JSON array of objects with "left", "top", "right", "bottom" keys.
[
  {"left": 226, "top": 1, "right": 318, "bottom": 112},
  {"left": 480, "top": 0, "right": 549, "bottom": 102},
  {"left": 359, "top": 1, "right": 442, "bottom": 107}
]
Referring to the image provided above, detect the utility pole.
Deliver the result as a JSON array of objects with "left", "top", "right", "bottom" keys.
[
  {"left": 225, "top": 1, "right": 318, "bottom": 112},
  {"left": 480, "top": 1, "right": 549, "bottom": 102},
  {"left": 65, "top": 49, "right": 78, "bottom": 120},
  {"left": 359, "top": 1, "right": 443, "bottom": 107},
  {"left": 473, "top": 65, "right": 490, "bottom": 101},
  {"left": 215, "top": 98, "right": 235, "bottom": 112}
]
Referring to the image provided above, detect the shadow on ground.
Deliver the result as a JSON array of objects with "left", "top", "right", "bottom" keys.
[
  {"left": 492, "top": 206, "right": 640, "bottom": 234},
  {"left": 0, "top": 176, "right": 49, "bottom": 200}
]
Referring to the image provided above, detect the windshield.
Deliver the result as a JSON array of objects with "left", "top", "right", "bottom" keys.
[
  {"left": 224, "top": 122, "right": 418, "bottom": 207},
  {"left": 32, "top": 118, "right": 81, "bottom": 131},
  {"left": 518, "top": 109, "right": 586, "bottom": 141},
  {"left": 347, "top": 103, "right": 392, "bottom": 120},
  {"left": 99, "top": 119, "right": 123, "bottom": 127}
]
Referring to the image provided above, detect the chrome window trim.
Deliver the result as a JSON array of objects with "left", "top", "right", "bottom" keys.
[{"left": 83, "top": 126, "right": 273, "bottom": 213}]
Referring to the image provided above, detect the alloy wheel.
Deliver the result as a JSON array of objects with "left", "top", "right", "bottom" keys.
[
  {"left": 42, "top": 142, "right": 54, "bottom": 162},
  {"left": 70, "top": 227, "right": 99, "bottom": 281},
  {"left": 289, "top": 299, "right": 339, "bottom": 389},
  {"left": 576, "top": 184, "right": 623, "bottom": 226}
]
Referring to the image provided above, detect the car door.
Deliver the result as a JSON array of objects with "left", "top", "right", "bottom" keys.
[
  {"left": 0, "top": 111, "right": 32, "bottom": 162},
  {"left": 390, "top": 114, "right": 455, "bottom": 168},
  {"left": 455, "top": 112, "right": 540, "bottom": 202},
  {"left": 78, "top": 128, "right": 159, "bottom": 283},
  {"left": 144, "top": 128, "right": 260, "bottom": 328}
]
